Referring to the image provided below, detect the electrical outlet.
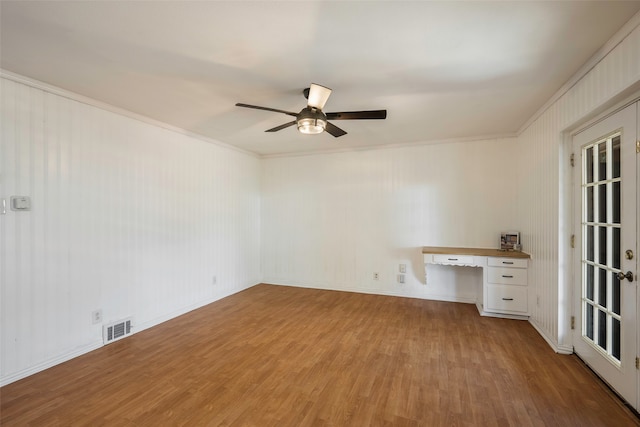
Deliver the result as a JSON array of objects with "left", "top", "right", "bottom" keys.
[
  {"left": 373, "top": 272, "right": 379, "bottom": 280},
  {"left": 398, "top": 274, "right": 405, "bottom": 284},
  {"left": 212, "top": 276, "right": 217, "bottom": 285},
  {"left": 92, "top": 309, "right": 102, "bottom": 324},
  {"left": 399, "top": 264, "right": 407, "bottom": 273}
]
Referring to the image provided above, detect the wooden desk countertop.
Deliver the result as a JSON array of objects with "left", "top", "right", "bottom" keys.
[{"left": 422, "top": 246, "right": 531, "bottom": 259}]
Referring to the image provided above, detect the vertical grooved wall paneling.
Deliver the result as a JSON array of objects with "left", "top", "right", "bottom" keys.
[
  {"left": 0, "top": 77, "right": 261, "bottom": 386},
  {"left": 518, "top": 22, "right": 640, "bottom": 350},
  {"left": 262, "top": 138, "right": 518, "bottom": 302}
]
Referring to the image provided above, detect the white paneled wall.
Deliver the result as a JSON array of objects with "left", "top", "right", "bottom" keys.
[
  {"left": 262, "top": 139, "right": 517, "bottom": 301},
  {"left": 518, "top": 21, "right": 640, "bottom": 351},
  {"left": 0, "top": 77, "right": 261, "bottom": 385}
]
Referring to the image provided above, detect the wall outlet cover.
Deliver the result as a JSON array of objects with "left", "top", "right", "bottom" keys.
[{"left": 92, "top": 309, "right": 102, "bottom": 324}]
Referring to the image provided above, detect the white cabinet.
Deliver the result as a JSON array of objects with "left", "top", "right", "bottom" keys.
[
  {"left": 423, "top": 247, "right": 530, "bottom": 320},
  {"left": 484, "top": 257, "right": 529, "bottom": 316}
]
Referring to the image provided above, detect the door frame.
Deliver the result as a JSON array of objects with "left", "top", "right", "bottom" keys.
[
  {"left": 559, "top": 91, "right": 640, "bottom": 355},
  {"left": 636, "top": 99, "right": 640, "bottom": 412},
  {"left": 565, "top": 97, "right": 639, "bottom": 410}
]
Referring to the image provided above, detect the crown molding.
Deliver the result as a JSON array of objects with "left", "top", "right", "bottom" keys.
[
  {"left": 518, "top": 9, "right": 640, "bottom": 135},
  {"left": 0, "top": 69, "right": 259, "bottom": 159},
  {"left": 261, "top": 133, "right": 518, "bottom": 159}
]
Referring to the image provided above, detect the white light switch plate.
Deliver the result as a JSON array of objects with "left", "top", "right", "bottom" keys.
[{"left": 10, "top": 196, "right": 31, "bottom": 211}]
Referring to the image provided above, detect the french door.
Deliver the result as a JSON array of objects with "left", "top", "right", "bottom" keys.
[{"left": 573, "top": 102, "right": 638, "bottom": 409}]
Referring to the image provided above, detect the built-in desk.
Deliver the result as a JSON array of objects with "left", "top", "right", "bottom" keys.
[{"left": 422, "top": 246, "right": 531, "bottom": 319}]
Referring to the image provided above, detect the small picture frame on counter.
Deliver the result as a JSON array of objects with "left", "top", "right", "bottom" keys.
[{"left": 501, "top": 231, "right": 520, "bottom": 251}]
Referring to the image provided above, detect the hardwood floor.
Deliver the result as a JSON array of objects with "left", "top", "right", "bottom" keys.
[{"left": 1, "top": 284, "right": 638, "bottom": 426}]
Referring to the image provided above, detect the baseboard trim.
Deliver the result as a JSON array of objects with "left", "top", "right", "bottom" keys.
[
  {"left": 475, "top": 302, "right": 530, "bottom": 321},
  {"left": 134, "top": 283, "right": 258, "bottom": 335},
  {"left": 263, "top": 281, "right": 477, "bottom": 305},
  {"left": 528, "top": 317, "right": 573, "bottom": 354},
  {"left": 0, "top": 340, "right": 103, "bottom": 387}
]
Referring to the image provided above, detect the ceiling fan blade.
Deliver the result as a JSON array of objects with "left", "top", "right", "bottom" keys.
[
  {"left": 265, "top": 121, "right": 297, "bottom": 132},
  {"left": 236, "top": 103, "right": 297, "bottom": 117},
  {"left": 325, "top": 122, "right": 347, "bottom": 138},
  {"left": 325, "top": 110, "right": 387, "bottom": 120},
  {"left": 307, "top": 84, "right": 332, "bottom": 110}
]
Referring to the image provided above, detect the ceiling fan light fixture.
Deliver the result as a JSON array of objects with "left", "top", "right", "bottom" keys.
[
  {"left": 297, "top": 117, "right": 326, "bottom": 134},
  {"left": 306, "top": 83, "right": 332, "bottom": 110},
  {"left": 296, "top": 107, "right": 327, "bottom": 135}
]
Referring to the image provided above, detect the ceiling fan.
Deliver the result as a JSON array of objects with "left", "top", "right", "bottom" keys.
[{"left": 236, "top": 83, "right": 387, "bottom": 137}]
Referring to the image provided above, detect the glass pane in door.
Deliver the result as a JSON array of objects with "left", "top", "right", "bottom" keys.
[{"left": 581, "top": 133, "right": 622, "bottom": 364}]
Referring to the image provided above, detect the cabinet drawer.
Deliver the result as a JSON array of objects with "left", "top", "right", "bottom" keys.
[
  {"left": 432, "top": 254, "right": 476, "bottom": 266},
  {"left": 487, "top": 267, "right": 527, "bottom": 285},
  {"left": 486, "top": 284, "right": 528, "bottom": 313},
  {"left": 488, "top": 257, "right": 528, "bottom": 268}
]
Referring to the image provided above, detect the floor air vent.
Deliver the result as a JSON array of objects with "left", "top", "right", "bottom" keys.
[{"left": 103, "top": 318, "right": 132, "bottom": 344}]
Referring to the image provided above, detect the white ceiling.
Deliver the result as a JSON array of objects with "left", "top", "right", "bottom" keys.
[{"left": 2, "top": 1, "right": 640, "bottom": 156}]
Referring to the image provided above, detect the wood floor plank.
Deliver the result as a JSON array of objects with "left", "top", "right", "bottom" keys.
[{"left": 1, "top": 284, "right": 639, "bottom": 426}]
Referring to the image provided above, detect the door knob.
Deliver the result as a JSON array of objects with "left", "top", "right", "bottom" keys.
[{"left": 617, "top": 271, "right": 634, "bottom": 282}]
